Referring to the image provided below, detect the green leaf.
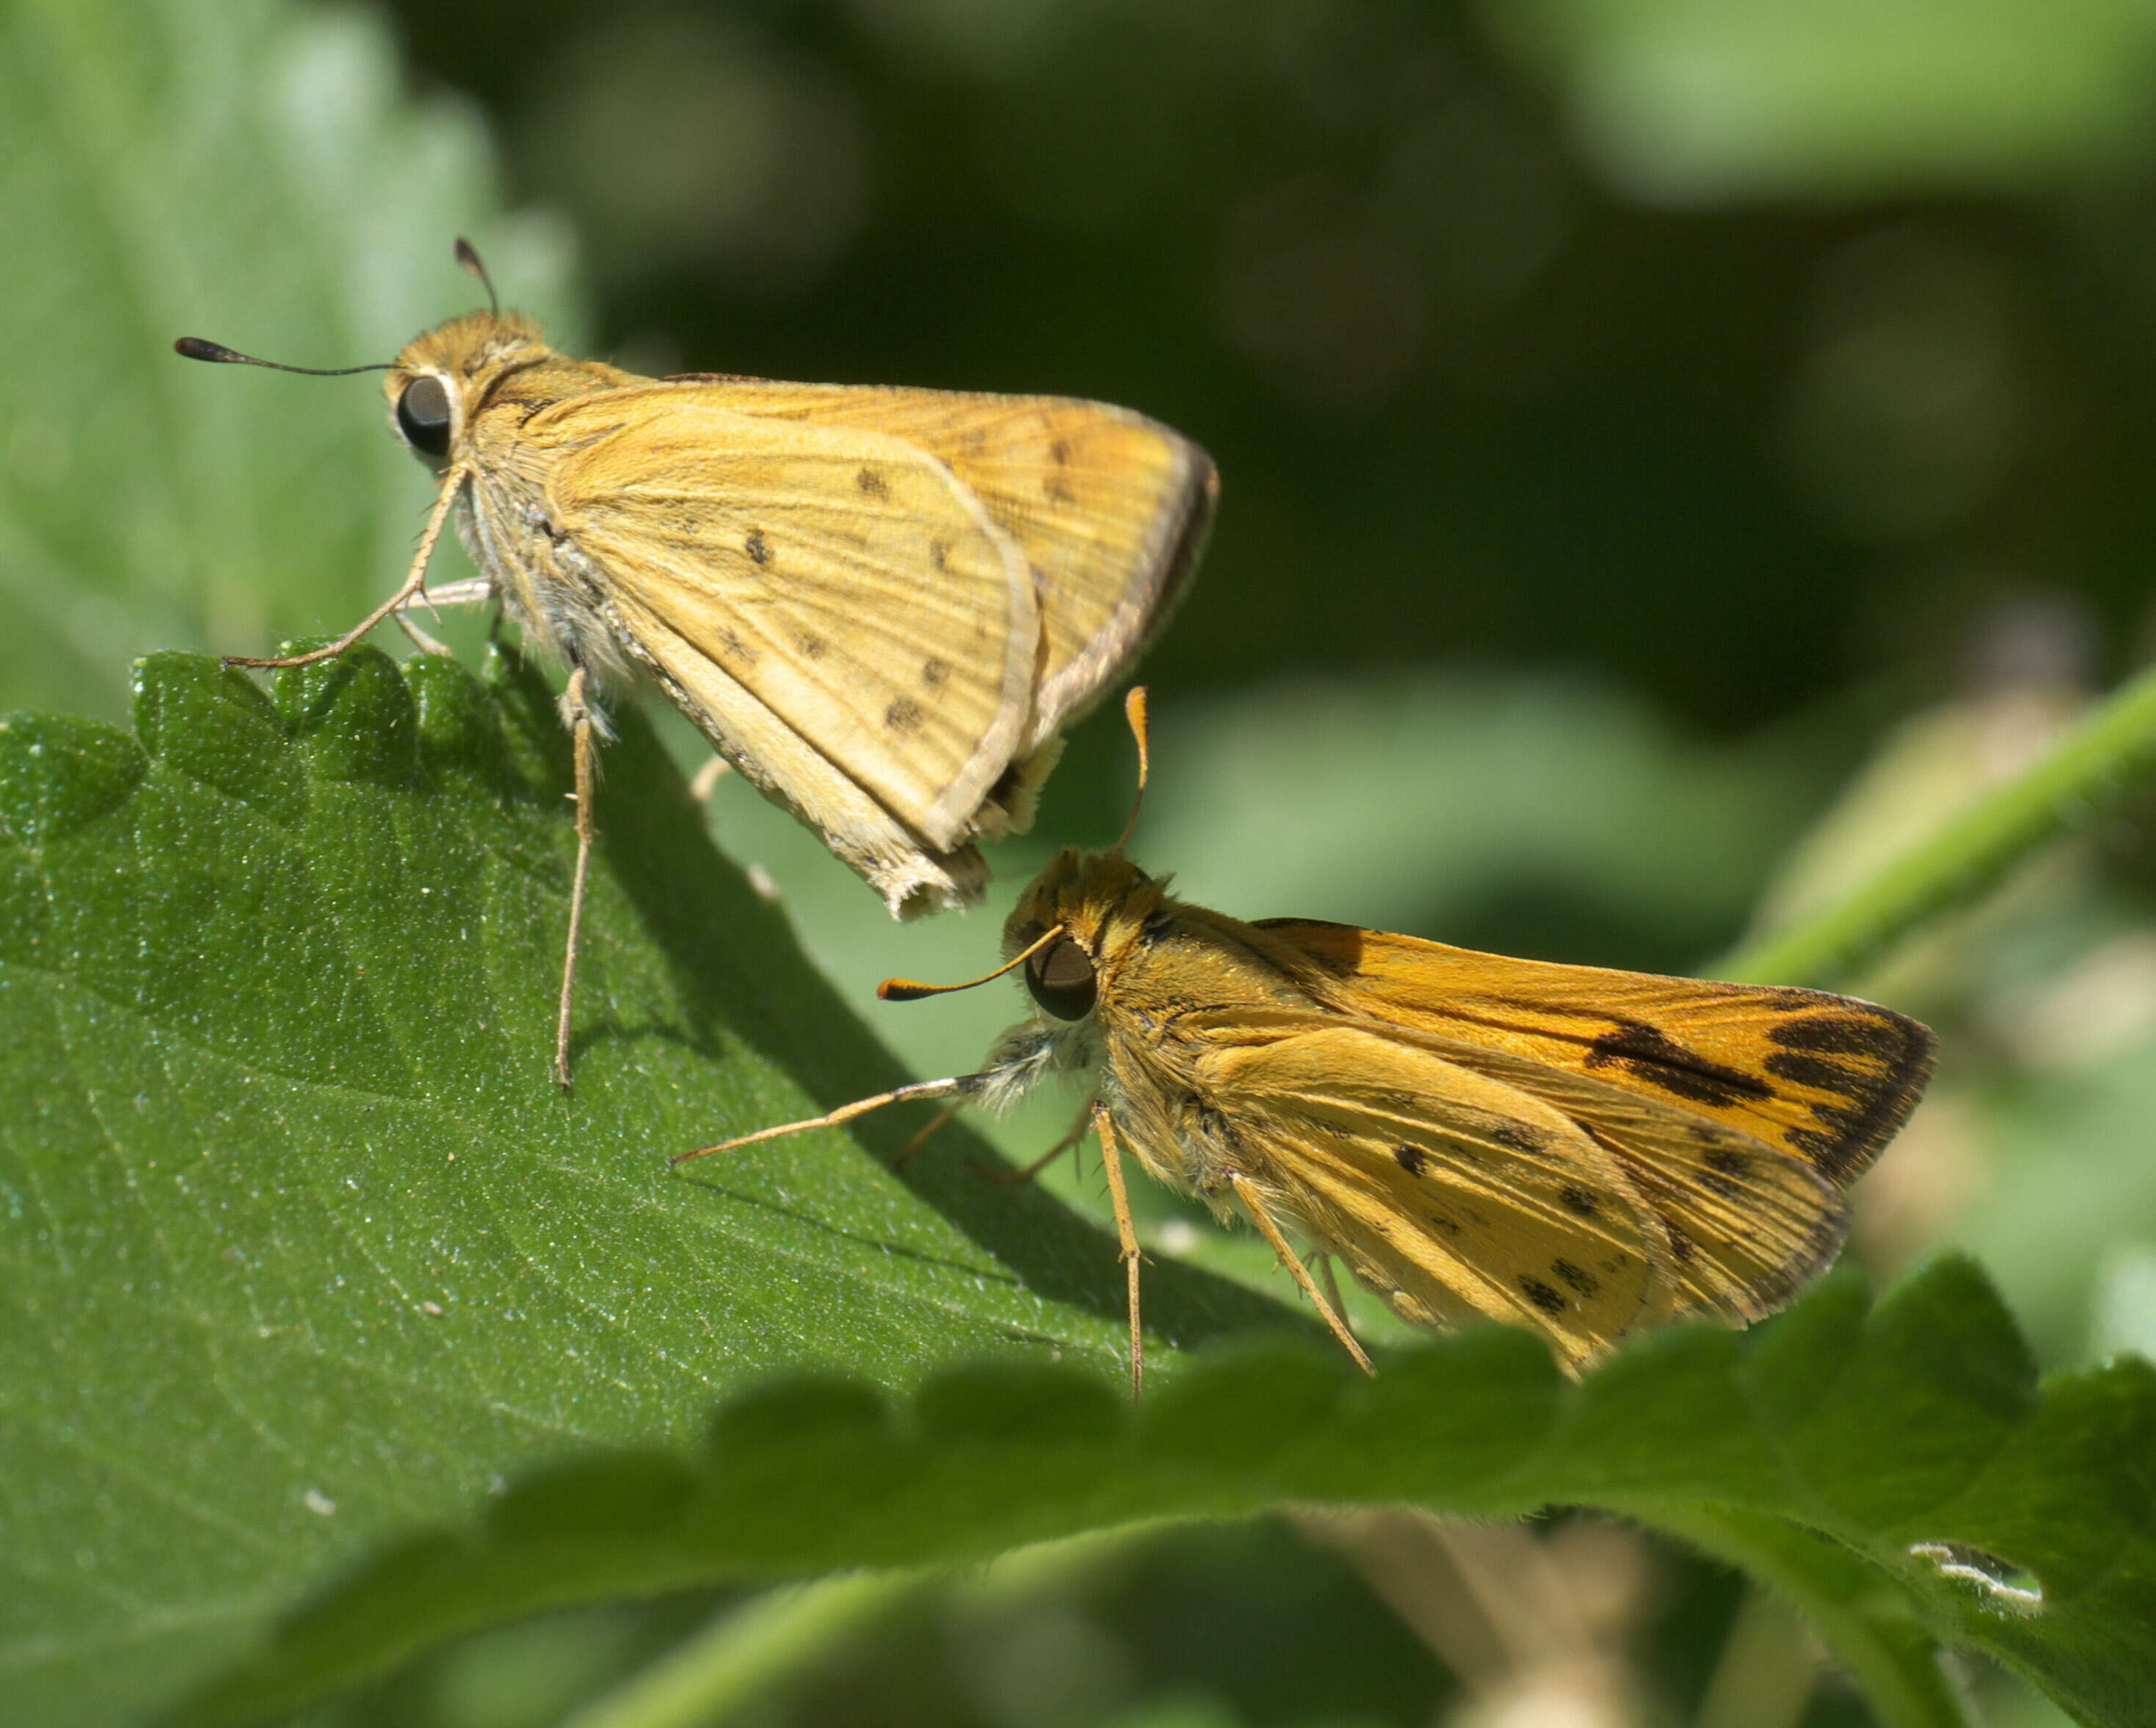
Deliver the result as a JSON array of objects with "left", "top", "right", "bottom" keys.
[
  {"left": 0, "top": 0, "right": 577, "bottom": 726},
  {"left": 6, "top": 655, "right": 2153, "bottom": 1727},
  {"left": 0, "top": 646, "right": 1291, "bottom": 1728}
]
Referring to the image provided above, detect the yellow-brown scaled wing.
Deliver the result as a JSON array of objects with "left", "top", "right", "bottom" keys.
[
  {"left": 1246, "top": 921, "right": 1931, "bottom": 1332},
  {"left": 1182, "top": 1013, "right": 1672, "bottom": 1368},
  {"left": 660, "top": 379, "right": 1216, "bottom": 749},
  {"left": 537, "top": 390, "right": 1038, "bottom": 846},
  {"left": 1258, "top": 922, "right": 1935, "bottom": 1185}
]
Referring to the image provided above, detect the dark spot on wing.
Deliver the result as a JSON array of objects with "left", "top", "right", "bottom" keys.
[
  {"left": 1768, "top": 1012, "right": 1906, "bottom": 1060},
  {"left": 1558, "top": 1185, "right": 1600, "bottom": 1216},
  {"left": 1699, "top": 1144, "right": 1751, "bottom": 1201},
  {"left": 1552, "top": 1258, "right": 1599, "bottom": 1297},
  {"left": 1518, "top": 1276, "right": 1567, "bottom": 1315},
  {"left": 1488, "top": 1122, "right": 1547, "bottom": 1153},
  {"left": 1699, "top": 1168, "right": 1743, "bottom": 1201},
  {"left": 929, "top": 538, "right": 950, "bottom": 572},
  {"left": 796, "top": 632, "right": 827, "bottom": 660},
  {"left": 1667, "top": 1222, "right": 1696, "bottom": 1263},
  {"left": 1250, "top": 918, "right": 1365, "bottom": 979},
  {"left": 1393, "top": 1145, "right": 1429, "bottom": 1177},
  {"left": 1765, "top": 1052, "right": 1869, "bottom": 1096},
  {"left": 1765, "top": 1010, "right": 1936, "bottom": 1182},
  {"left": 921, "top": 657, "right": 949, "bottom": 688},
  {"left": 885, "top": 699, "right": 924, "bottom": 734},
  {"left": 718, "top": 629, "right": 753, "bottom": 663},
  {"left": 1585, "top": 1021, "right": 1774, "bottom": 1107},
  {"left": 745, "top": 529, "right": 772, "bottom": 567},
  {"left": 856, "top": 465, "right": 889, "bottom": 496},
  {"left": 1428, "top": 1213, "right": 1461, "bottom": 1238}
]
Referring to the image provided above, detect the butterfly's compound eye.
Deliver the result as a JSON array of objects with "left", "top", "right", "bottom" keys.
[
  {"left": 1025, "top": 936, "right": 1098, "bottom": 1021},
  {"left": 395, "top": 374, "right": 454, "bottom": 459}
]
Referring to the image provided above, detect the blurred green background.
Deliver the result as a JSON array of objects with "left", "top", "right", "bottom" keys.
[{"left": 13, "top": 0, "right": 2156, "bottom": 1721}]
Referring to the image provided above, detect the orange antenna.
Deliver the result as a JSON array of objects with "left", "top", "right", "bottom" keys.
[
  {"left": 454, "top": 237, "right": 500, "bottom": 315},
  {"left": 1113, "top": 685, "right": 1151, "bottom": 855},
  {"left": 879, "top": 923, "right": 1068, "bottom": 1002}
]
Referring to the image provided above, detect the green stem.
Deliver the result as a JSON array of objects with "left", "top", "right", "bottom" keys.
[
  {"left": 557, "top": 1572, "right": 926, "bottom": 1728},
  {"left": 554, "top": 1528, "right": 1157, "bottom": 1728},
  {"left": 1715, "top": 658, "right": 2156, "bottom": 988}
]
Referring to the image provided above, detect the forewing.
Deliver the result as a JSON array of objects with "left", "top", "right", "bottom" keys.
[
  {"left": 538, "top": 389, "right": 1038, "bottom": 846},
  {"left": 662, "top": 379, "right": 1216, "bottom": 748},
  {"left": 1257, "top": 921, "right": 1934, "bottom": 1184},
  {"left": 1191, "top": 1017, "right": 1668, "bottom": 1370},
  {"left": 1246, "top": 925, "right": 1906, "bottom": 1327}
]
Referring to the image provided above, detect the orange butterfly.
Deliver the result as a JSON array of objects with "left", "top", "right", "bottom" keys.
[{"left": 679, "top": 697, "right": 1935, "bottom": 1393}]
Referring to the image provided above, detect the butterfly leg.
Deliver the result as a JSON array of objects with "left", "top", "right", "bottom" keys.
[
  {"left": 671, "top": 1076, "right": 974, "bottom": 1166},
  {"left": 556, "top": 664, "right": 599, "bottom": 1090},
  {"left": 397, "top": 577, "right": 497, "bottom": 611},
  {"left": 228, "top": 462, "right": 469, "bottom": 670},
  {"left": 894, "top": 1099, "right": 965, "bottom": 1168},
  {"left": 688, "top": 757, "right": 734, "bottom": 804},
  {"left": 1227, "top": 1173, "right": 1374, "bottom": 1375},
  {"left": 1092, "top": 1104, "right": 1147, "bottom": 1401},
  {"left": 1313, "top": 1254, "right": 1353, "bottom": 1340},
  {"left": 391, "top": 576, "right": 496, "bottom": 654},
  {"left": 979, "top": 1093, "right": 1097, "bottom": 1184}
]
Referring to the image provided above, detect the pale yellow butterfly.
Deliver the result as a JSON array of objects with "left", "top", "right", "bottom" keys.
[{"left": 177, "top": 241, "right": 1215, "bottom": 1085}]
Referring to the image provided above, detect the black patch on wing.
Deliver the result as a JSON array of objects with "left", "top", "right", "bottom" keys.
[
  {"left": 1763, "top": 1005, "right": 1936, "bottom": 1181},
  {"left": 1552, "top": 1258, "right": 1599, "bottom": 1297},
  {"left": 1585, "top": 1021, "right": 1774, "bottom": 1107},
  {"left": 1250, "top": 918, "right": 1364, "bottom": 977}
]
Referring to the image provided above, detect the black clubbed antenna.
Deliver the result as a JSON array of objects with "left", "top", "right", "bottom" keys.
[{"left": 172, "top": 338, "right": 390, "bottom": 376}]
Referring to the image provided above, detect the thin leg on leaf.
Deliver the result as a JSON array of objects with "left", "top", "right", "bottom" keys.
[
  {"left": 981, "top": 1093, "right": 1097, "bottom": 1185},
  {"left": 556, "top": 664, "right": 598, "bottom": 1090},
  {"left": 1229, "top": 1172, "right": 1374, "bottom": 1375},
  {"left": 671, "top": 1076, "right": 971, "bottom": 1167},
  {"left": 227, "top": 463, "right": 468, "bottom": 670},
  {"left": 1093, "top": 1104, "right": 1146, "bottom": 1401}
]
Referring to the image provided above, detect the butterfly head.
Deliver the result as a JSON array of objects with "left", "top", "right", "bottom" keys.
[
  {"left": 1003, "top": 847, "right": 1168, "bottom": 1023},
  {"left": 382, "top": 310, "right": 553, "bottom": 471},
  {"left": 876, "top": 687, "right": 1166, "bottom": 1024}
]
